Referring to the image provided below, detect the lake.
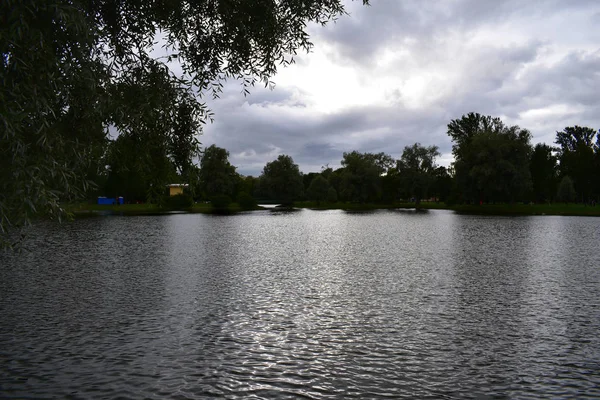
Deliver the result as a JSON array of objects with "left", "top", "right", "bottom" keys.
[{"left": 1, "top": 209, "right": 599, "bottom": 398}]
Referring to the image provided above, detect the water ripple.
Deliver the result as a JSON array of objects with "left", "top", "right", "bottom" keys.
[{"left": 1, "top": 211, "right": 599, "bottom": 398}]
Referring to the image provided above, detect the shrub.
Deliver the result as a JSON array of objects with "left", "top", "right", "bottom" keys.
[
  {"left": 211, "top": 194, "right": 232, "bottom": 211},
  {"left": 163, "top": 194, "right": 193, "bottom": 210},
  {"left": 326, "top": 187, "right": 338, "bottom": 203},
  {"left": 237, "top": 192, "right": 257, "bottom": 210},
  {"left": 556, "top": 176, "right": 576, "bottom": 203}
]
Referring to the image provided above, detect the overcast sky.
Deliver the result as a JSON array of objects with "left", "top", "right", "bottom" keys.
[{"left": 199, "top": 0, "right": 600, "bottom": 176}]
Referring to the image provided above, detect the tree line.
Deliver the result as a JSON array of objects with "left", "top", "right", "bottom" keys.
[{"left": 99, "top": 112, "right": 600, "bottom": 208}]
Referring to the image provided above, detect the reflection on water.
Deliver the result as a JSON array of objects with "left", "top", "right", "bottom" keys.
[{"left": 1, "top": 210, "right": 599, "bottom": 398}]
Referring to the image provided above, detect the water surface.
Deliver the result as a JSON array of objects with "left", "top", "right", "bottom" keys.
[{"left": 1, "top": 210, "right": 599, "bottom": 398}]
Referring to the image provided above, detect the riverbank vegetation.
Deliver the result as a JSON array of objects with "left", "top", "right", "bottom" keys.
[
  {"left": 67, "top": 114, "right": 600, "bottom": 218},
  {"left": 67, "top": 117, "right": 598, "bottom": 219},
  {"left": 294, "top": 201, "right": 600, "bottom": 216},
  {"left": 68, "top": 201, "right": 263, "bottom": 216}
]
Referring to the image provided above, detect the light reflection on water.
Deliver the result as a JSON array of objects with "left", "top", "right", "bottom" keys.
[{"left": 1, "top": 210, "right": 599, "bottom": 398}]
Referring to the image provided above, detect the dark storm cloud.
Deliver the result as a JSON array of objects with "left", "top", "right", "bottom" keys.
[
  {"left": 199, "top": 0, "right": 600, "bottom": 176},
  {"left": 316, "top": 0, "right": 599, "bottom": 68},
  {"left": 203, "top": 83, "right": 452, "bottom": 175}
]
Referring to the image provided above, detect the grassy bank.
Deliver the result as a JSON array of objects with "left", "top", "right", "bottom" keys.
[
  {"left": 69, "top": 203, "right": 163, "bottom": 216},
  {"left": 68, "top": 201, "right": 600, "bottom": 217},
  {"left": 294, "top": 201, "right": 446, "bottom": 211},
  {"left": 68, "top": 202, "right": 263, "bottom": 216},
  {"left": 451, "top": 203, "right": 600, "bottom": 216},
  {"left": 293, "top": 201, "right": 600, "bottom": 216}
]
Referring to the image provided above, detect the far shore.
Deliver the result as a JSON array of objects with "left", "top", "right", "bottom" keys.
[
  {"left": 67, "top": 201, "right": 600, "bottom": 218},
  {"left": 295, "top": 201, "right": 600, "bottom": 216}
]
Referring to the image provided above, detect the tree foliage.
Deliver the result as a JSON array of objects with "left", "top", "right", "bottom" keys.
[
  {"left": 104, "top": 134, "right": 178, "bottom": 203},
  {"left": 339, "top": 151, "right": 392, "bottom": 203},
  {"left": 327, "top": 187, "right": 338, "bottom": 203},
  {"left": 448, "top": 113, "right": 532, "bottom": 203},
  {"left": 555, "top": 126, "right": 598, "bottom": 203},
  {"left": 396, "top": 143, "right": 440, "bottom": 206},
  {"left": 198, "top": 145, "right": 237, "bottom": 199},
  {"left": 307, "top": 175, "right": 331, "bottom": 204},
  {"left": 260, "top": 155, "right": 303, "bottom": 205},
  {"left": 433, "top": 166, "right": 452, "bottom": 203},
  {"left": 556, "top": 176, "right": 576, "bottom": 203},
  {"left": 237, "top": 192, "right": 257, "bottom": 210},
  {"left": 530, "top": 143, "right": 558, "bottom": 203}
]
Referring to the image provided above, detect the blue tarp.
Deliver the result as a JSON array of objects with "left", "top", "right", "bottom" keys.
[{"left": 97, "top": 197, "right": 124, "bottom": 205}]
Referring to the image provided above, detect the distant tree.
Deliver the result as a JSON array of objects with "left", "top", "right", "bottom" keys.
[
  {"left": 432, "top": 166, "right": 452, "bottom": 203},
  {"left": 260, "top": 155, "right": 303, "bottom": 205},
  {"left": 555, "top": 126, "right": 597, "bottom": 203},
  {"left": 104, "top": 137, "right": 146, "bottom": 202},
  {"left": 327, "top": 168, "right": 345, "bottom": 199},
  {"left": 104, "top": 134, "right": 178, "bottom": 203},
  {"left": 252, "top": 176, "right": 269, "bottom": 201},
  {"left": 327, "top": 187, "right": 338, "bottom": 203},
  {"left": 469, "top": 131, "right": 532, "bottom": 203},
  {"left": 555, "top": 126, "right": 597, "bottom": 151},
  {"left": 381, "top": 170, "right": 401, "bottom": 203},
  {"left": 339, "top": 151, "right": 392, "bottom": 203},
  {"left": 238, "top": 176, "right": 259, "bottom": 199},
  {"left": 321, "top": 166, "right": 334, "bottom": 180},
  {"left": 447, "top": 113, "right": 507, "bottom": 160},
  {"left": 370, "top": 152, "right": 396, "bottom": 173},
  {"left": 396, "top": 143, "right": 440, "bottom": 206},
  {"left": 530, "top": 143, "right": 558, "bottom": 203},
  {"left": 237, "top": 192, "right": 257, "bottom": 210},
  {"left": 448, "top": 113, "right": 532, "bottom": 203},
  {"left": 596, "top": 132, "right": 600, "bottom": 202},
  {"left": 164, "top": 194, "right": 194, "bottom": 211},
  {"left": 307, "top": 175, "right": 331, "bottom": 204},
  {"left": 209, "top": 194, "right": 232, "bottom": 214},
  {"left": 557, "top": 176, "right": 576, "bottom": 203},
  {"left": 198, "top": 145, "right": 238, "bottom": 199},
  {"left": 303, "top": 172, "right": 321, "bottom": 198}
]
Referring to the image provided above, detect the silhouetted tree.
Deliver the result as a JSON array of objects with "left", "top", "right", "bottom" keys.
[
  {"left": 595, "top": 132, "right": 600, "bottom": 202},
  {"left": 555, "top": 126, "right": 597, "bottom": 203},
  {"left": 104, "top": 134, "right": 179, "bottom": 203},
  {"left": 432, "top": 166, "right": 453, "bottom": 203},
  {"left": 321, "top": 166, "right": 334, "bottom": 181},
  {"left": 239, "top": 176, "right": 259, "bottom": 200},
  {"left": 448, "top": 113, "right": 532, "bottom": 203},
  {"left": 237, "top": 192, "right": 257, "bottom": 210},
  {"left": 260, "top": 155, "right": 303, "bottom": 205},
  {"left": 198, "top": 145, "right": 238, "bottom": 200},
  {"left": 327, "top": 168, "right": 345, "bottom": 199},
  {"left": 530, "top": 143, "right": 558, "bottom": 203},
  {"left": 307, "top": 176, "right": 331, "bottom": 204},
  {"left": 303, "top": 172, "right": 321, "bottom": 197},
  {"left": 381, "top": 170, "right": 402, "bottom": 203},
  {"left": 339, "top": 151, "right": 392, "bottom": 203},
  {"left": 397, "top": 143, "right": 440, "bottom": 206},
  {"left": 557, "top": 176, "right": 576, "bottom": 203},
  {"left": 327, "top": 187, "right": 338, "bottom": 203}
]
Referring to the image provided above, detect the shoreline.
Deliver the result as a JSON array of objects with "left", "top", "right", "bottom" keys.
[
  {"left": 67, "top": 202, "right": 600, "bottom": 217},
  {"left": 296, "top": 201, "right": 600, "bottom": 216}
]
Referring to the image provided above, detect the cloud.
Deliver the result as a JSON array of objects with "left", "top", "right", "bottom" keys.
[{"left": 198, "top": 0, "right": 600, "bottom": 176}]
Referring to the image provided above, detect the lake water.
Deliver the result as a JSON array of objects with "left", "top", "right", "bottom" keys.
[{"left": 1, "top": 209, "right": 599, "bottom": 398}]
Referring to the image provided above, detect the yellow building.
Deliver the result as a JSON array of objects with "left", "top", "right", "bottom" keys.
[{"left": 166, "top": 184, "right": 189, "bottom": 196}]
